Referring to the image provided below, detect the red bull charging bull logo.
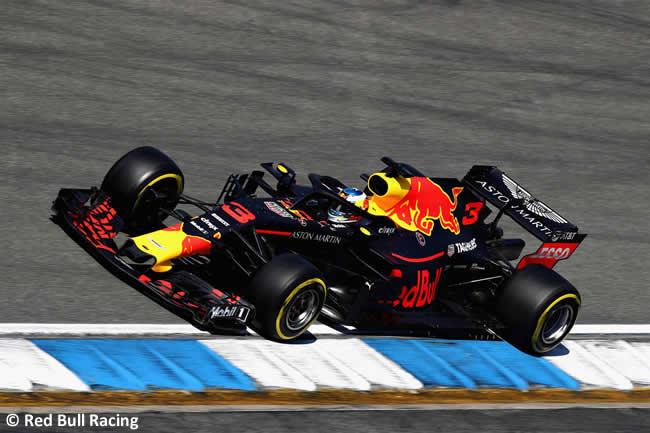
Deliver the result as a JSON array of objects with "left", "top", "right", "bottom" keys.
[{"left": 387, "top": 178, "right": 463, "bottom": 236}]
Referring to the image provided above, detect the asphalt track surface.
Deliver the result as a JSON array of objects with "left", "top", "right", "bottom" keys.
[
  {"left": 2, "top": 0, "right": 649, "bottom": 326},
  {"left": 2, "top": 407, "right": 650, "bottom": 433}
]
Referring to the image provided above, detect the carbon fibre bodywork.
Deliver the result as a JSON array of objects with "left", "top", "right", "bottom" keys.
[
  {"left": 52, "top": 157, "right": 586, "bottom": 337},
  {"left": 52, "top": 189, "right": 253, "bottom": 333}
]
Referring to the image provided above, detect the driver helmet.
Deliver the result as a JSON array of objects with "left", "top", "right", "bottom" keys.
[{"left": 328, "top": 188, "right": 366, "bottom": 224}]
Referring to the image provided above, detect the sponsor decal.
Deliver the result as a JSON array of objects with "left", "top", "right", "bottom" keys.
[
  {"left": 265, "top": 201, "right": 294, "bottom": 218},
  {"left": 454, "top": 237, "right": 477, "bottom": 254},
  {"left": 447, "top": 244, "right": 455, "bottom": 257},
  {"left": 208, "top": 305, "right": 249, "bottom": 321},
  {"left": 502, "top": 174, "right": 568, "bottom": 223},
  {"left": 416, "top": 232, "right": 426, "bottom": 247},
  {"left": 290, "top": 231, "right": 342, "bottom": 244},
  {"left": 200, "top": 217, "right": 218, "bottom": 231},
  {"left": 528, "top": 245, "right": 572, "bottom": 260},
  {"left": 474, "top": 180, "right": 511, "bottom": 203},
  {"left": 210, "top": 212, "right": 230, "bottom": 227},
  {"left": 397, "top": 268, "right": 442, "bottom": 308},
  {"left": 190, "top": 220, "right": 208, "bottom": 235},
  {"left": 387, "top": 178, "right": 463, "bottom": 235},
  {"left": 209, "top": 305, "right": 238, "bottom": 319},
  {"left": 279, "top": 200, "right": 314, "bottom": 221},
  {"left": 378, "top": 226, "right": 396, "bottom": 234},
  {"left": 474, "top": 180, "right": 559, "bottom": 238},
  {"left": 148, "top": 236, "right": 167, "bottom": 251},
  {"left": 237, "top": 307, "right": 250, "bottom": 322},
  {"left": 551, "top": 230, "right": 577, "bottom": 242},
  {"left": 517, "top": 242, "right": 579, "bottom": 269},
  {"left": 510, "top": 205, "right": 556, "bottom": 237},
  {"left": 299, "top": 219, "right": 307, "bottom": 227}
]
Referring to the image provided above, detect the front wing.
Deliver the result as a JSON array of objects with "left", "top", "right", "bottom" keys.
[{"left": 51, "top": 188, "right": 253, "bottom": 332}]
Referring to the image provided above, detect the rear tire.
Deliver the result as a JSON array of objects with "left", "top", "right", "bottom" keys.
[
  {"left": 101, "top": 146, "right": 184, "bottom": 234},
  {"left": 496, "top": 264, "right": 580, "bottom": 355},
  {"left": 245, "top": 254, "right": 326, "bottom": 341}
]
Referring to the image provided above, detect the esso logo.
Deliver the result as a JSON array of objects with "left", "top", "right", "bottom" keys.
[
  {"left": 517, "top": 242, "right": 579, "bottom": 270},
  {"left": 530, "top": 247, "right": 571, "bottom": 260}
]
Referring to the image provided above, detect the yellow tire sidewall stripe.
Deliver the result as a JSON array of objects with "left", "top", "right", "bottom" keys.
[
  {"left": 275, "top": 278, "right": 326, "bottom": 340},
  {"left": 532, "top": 293, "right": 580, "bottom": 353},
  {"left": 133, "top": 173, "right": 183, "bottom": 209}
]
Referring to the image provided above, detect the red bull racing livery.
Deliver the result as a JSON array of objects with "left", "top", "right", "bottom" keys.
[{"left": 52, "top": 147, "right": 587, "bottom": 354}]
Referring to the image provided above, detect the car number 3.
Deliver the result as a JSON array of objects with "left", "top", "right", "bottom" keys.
[
  {"left": 222, "top": 202, "right": 256, "bottom": 224},
  {"left": 462, "top": 202, "right": 483, "bottom": 225}
]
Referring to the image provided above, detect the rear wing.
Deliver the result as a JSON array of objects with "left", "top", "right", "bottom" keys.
[{"left": 462, "top": 166, "right": 586, "bottom": 269}]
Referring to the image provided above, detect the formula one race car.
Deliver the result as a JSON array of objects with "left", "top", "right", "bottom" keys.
[{"left": 52, "top": 147, "right": 586, "bottom": 354}]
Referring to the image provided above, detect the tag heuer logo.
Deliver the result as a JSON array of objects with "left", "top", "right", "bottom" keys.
[{"left": 447, "top": 244, "right": 455, "bottom": 257}]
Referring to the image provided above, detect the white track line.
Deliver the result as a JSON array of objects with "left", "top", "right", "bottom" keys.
[
  {"left": 547, "top": 341, "right": 634, "bottom": 390},
  {"left": 0, "top": 339, "right": 90, "bottom": 391},
  {"left": 570, "top": 325, "right": 650, "bottom": 334},
  {"left": 0, "top": 323, "right": 648, "bottom": 336},
  {"left": 203, "top": 338, "right": 422, "bottom": 391},
  {"left": 0, "top": 324, "right": 205, "bottom": 336},
  {"left": 0, "top": 323, "right": 346, "bottom": 336}
]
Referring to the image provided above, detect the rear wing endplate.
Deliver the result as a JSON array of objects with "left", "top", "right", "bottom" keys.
[{"left": 462, "top": 166, "right": 587, "bottom": 269}]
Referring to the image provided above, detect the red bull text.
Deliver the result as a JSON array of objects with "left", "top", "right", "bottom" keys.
[{"left": 397, "top": 268, "right": 442, "bottom": 308}]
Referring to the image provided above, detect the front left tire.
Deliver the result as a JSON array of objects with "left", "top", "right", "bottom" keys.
[
  {"left": 245, "top": 254, "right": 327, "bottom": 341},
  {"left": 101, "top": 146, "right": 184, "bottom": 234}
]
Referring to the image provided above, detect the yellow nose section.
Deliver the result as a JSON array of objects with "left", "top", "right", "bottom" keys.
[{"left": 130, "top": 223, "right": 212, "bottom": 272}]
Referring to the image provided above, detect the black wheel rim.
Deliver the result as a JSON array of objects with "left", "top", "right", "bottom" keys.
[
  {"left": 132, "top": 178, "right": 179, "bottom": 226},
  {"left": 285, "top": 286, "right": 320, "bottom": 331},
  {"left": 541, "top": 304, "right": 574, "bottom": 346}
]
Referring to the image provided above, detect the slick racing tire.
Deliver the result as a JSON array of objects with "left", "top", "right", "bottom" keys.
[
  {"left": 496, "top": 264, "right": 580, "bottom": 355},
  {"left": 101, "top": 146, "right": 184, "bottom": 234},
  {"left": 246, "top": 254, "right": 326, "bottom": 341}
]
